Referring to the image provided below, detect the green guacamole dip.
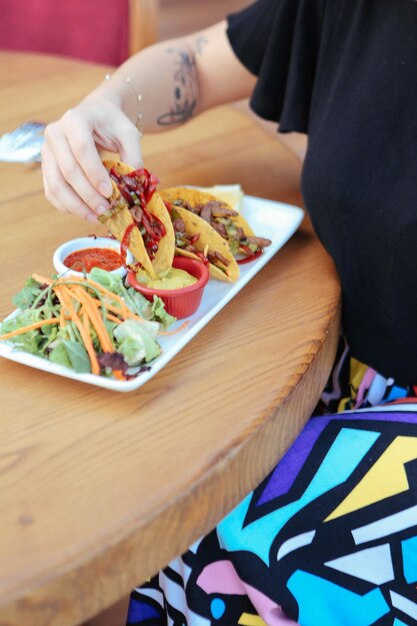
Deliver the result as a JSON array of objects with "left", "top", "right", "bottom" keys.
[{"left": 135, "top": 267, "right": 197, "bottom": 290}]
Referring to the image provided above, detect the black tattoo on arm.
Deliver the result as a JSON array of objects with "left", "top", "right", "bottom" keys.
[{"left": 157, "top": 48, "right": 198, "bottom": 127}]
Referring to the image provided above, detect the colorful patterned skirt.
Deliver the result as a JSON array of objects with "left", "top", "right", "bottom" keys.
[{"left": 126, "top": 340, "right": 417, "bottom": 625}]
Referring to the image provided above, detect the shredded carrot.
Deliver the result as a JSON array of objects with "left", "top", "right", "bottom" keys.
[
  {"left": 158, "top": 320, "right": 190, "bottom": 335},
  {"left": 54, "top": 287, "right": 68, "bottom": 328},
  {"left": 82, "top": 309, "right": 90, "bottom": 335},
  {"left": 89, "top": 297, "right": 147, "bottom": 325},
  {"left": 69, "top": 285, "right": 126, "bottom": 381},
  {"left": 55, "top": 285, "right": 100, "bottom": 375},
  {"left": 69, "top": 285, "right": 113, "bottom": 352},
  {"left": 33, "top": 273, "right": 129, "bottom": 314},
  {"left": 35, "top": 273, "right": 144, "bottom": 323},
  {"left": 106, "top": 313, "right": 123, "bottom": 324},
  {"left": 113, "top": 369, "right": 125, "bottom": 381},
  {"left": 0, "top": 317, "right": 60, "bottom": 341},
  {"left": 60, "top": 275, "right": 132, "bottom": 317},
  {"left": 89, "top": 297, "right": 127, "bottom": 317}
]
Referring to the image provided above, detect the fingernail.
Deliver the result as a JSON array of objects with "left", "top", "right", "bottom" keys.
[
  {"left": 99, "top": 180, "right": 112, "bottom": 196},
  {"left": 97, "top": 204, "right": 108, "bottom": 216}
]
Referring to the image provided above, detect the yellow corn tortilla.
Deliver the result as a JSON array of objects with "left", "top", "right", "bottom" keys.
[
  {"left": 160, "top": 188, "right": 240, "bottom": 282},
  {"left": 174, "top": 206, "right": 239, "bottom": 282},
  {"left": 100, "top": 160, "right": 175, "bottom": 276},
  {"left": 160, "top": 187, "right": 255, "bottom": 238},
  {"left": 98, "top": 179, "right": 154, "bottom": 275}
]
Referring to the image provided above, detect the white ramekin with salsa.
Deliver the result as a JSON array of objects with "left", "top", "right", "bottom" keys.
[{"left": 53, "top": 236, "right": 134, "bottom": 278}]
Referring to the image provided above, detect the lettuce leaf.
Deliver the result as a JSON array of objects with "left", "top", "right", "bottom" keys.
[
  {"left": 63, "top": 340, "right": 91, "bottom": 373},
  {"left": 1, "top": 309, "right": 42, "bottom": 333},
  {"left": 88, "top": 267, "right": 124, "bottom": 295},
  {"left": 150, "top": 295, "right": 176, "bottom": 329},
  {"left": 1, "top": 309, "right": 60, "bottom": 356},
  {"left": 89, "top": 267, "right": 176, "bottom": 328},
  {"left": 49, "top": 339, "right": 91, "bottom": 373},
  {"left": 3, "top": 328, "right": 43, "bottom": 355},
  {"left": 49, "top": 342, "right": 71, "bottom": 369},
  {"left": 12, "top": 278, "right": 46, "bottom": 310},
  {"left": 113, "top": 319, "right": 160, "bottom": 365}
]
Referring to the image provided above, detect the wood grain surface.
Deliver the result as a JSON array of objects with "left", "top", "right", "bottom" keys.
[{"left": 0, "top": 53, "right": 341, "bottom": 626}]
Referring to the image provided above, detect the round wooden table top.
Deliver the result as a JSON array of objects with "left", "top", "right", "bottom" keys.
[{"left": 0, "top": 52, "right": 341, "bottom": 626}]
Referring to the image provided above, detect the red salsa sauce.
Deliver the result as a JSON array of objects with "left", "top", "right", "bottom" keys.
[{"left": 63, "top": 247, "right": 123, "bottom": 273}]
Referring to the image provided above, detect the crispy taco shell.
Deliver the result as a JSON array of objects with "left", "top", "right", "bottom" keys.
[
  {"left": 174, "top": 206, "right": 239, "bottom": 282},
  {"left": 160, "top": 187, "right": 255, "bottom": 239},
  {"left": 100, "top": 160, "right": 175, "bottom": 276},
  {"left": 100, "top": 179, "right": 155, "bottom": 275},
  {"left": 159, "top": 187, "right": 240, "bottom": 282}
]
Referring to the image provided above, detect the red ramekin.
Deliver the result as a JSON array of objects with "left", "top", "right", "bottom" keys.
[{"left": 126, "top": 256, "right": 209, "bottom": 319}]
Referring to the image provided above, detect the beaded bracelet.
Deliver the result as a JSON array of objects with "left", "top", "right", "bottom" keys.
[{"left": 104, "top": 73, "right": 144, "bottom": 136}]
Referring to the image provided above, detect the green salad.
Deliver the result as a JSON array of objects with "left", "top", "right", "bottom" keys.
[{"left": 0, "top": 268, "right": 176, "bottom": 379}]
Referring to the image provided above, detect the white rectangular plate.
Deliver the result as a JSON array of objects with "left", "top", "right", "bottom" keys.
[{"left": 0, "top": 196, "right": 303, "bottom": 392}]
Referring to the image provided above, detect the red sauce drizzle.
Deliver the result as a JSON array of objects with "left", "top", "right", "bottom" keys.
[
  {"left": 110, "top": 167, "right": 165, "bottom": 260},
  {"left": 64, "top": 248, "right": 123, "bottom": 273},
  {"left": 236, "top": 249, "right": 263, "bottom": 265},
  {"left": 121, "top": 223, "right": 136, "bottom": 265},
  {"left": 141, "top": 207, "right": 166, "bottom": 259}
]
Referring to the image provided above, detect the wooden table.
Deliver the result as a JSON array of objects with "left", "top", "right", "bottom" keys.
[{"left": 0, "top": 53, "right": 341, "bottom": 626}]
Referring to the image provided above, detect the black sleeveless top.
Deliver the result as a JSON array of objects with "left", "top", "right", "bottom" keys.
[{"left": 227, "top": 0, "right": 417, "bottom": 385}]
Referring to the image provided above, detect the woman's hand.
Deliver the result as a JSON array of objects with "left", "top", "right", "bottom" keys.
[
  {"left": 41, "top": 20, "right": 255, "bottom": 223},
  {"left": 41, "top": 94, "right": 142, "bottom": 222}
]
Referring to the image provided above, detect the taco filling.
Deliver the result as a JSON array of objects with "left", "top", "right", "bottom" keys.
[
  {"left": 170, "top": 207, "right": 231, "bottom": 269},
  {"left": 107, "top": 167, "right": 166, "bottom": 261},
  {"left": 170, "top": 197, "right": 271, "bottom": 262}
]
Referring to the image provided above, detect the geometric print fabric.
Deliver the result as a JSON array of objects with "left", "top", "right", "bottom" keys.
[{"left": 126, "top": 347, "right": 417, "bottom": 625}]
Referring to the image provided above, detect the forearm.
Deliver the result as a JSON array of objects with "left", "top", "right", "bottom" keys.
[
  {"left": 89, "top": 40, "right": 199, "bottom": 133},
  {"left": 84, "top": 20, "right": 255, "bottom": 134},
  {"left": 41, "top": 20, "right": 255, "bottom": 221}
]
